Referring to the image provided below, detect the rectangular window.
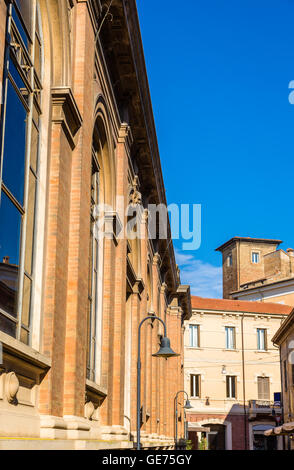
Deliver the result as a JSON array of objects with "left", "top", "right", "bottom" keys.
[
  {"left": 257, "top": 328, "right": 267, "bottom": 351},
  {"left": 189, "top": 324, "right": 199, "bottom": 348},
  {"left": 87, "top": 158, "right": 100, "bottom": 382},
  {"left": 225, "top": 326, "right": 236, "bottom": 349},
  {"left": 252, "top": 252, "right": 260, "bottom": 264},
  {"left": 258, "top": 376, "right": 270, "bottom": 400},
  {"left": 190, "top": 374, "right": 201, "bottom": 398},
  {"left": 226, "top": 376, "right": 237, "bottom": 399},
  {"left": 284, "top": 361, "right": 288, "bottom": 393},
  {"left": 227, "top": 254, "right": 232, "bottom": 267}
]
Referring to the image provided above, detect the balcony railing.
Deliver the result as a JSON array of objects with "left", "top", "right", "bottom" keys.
[{"left": 249, "top": 400, "right": 274, "bottom": 409}]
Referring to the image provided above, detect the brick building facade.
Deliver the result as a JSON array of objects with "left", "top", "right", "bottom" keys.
[{"left": 0, "top": 0, "right": 191, "bottom": 449}]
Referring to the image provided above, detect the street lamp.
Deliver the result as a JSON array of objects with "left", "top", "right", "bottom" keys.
[
  {"left": 137, "top": 315, "right": 179, "bottom": 450},
  {"left": 174, "top": 390, "right": 193, "bottom": 448}
]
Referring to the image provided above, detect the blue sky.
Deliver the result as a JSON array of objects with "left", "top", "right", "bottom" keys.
[{"left": 137, "top": 0, "right": 294, "bottom": 298}]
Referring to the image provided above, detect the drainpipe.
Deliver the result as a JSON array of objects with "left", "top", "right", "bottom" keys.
[{"left": 241, "top": 313, "right": 248, "bottom": 450}]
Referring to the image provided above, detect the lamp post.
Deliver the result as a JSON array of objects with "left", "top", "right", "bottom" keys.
[
  {"left": 174, "top": 390, "right": 193, "bottom": 448},
  {"left": 137, "top": 315, "right": 179, "bottom": 450}
]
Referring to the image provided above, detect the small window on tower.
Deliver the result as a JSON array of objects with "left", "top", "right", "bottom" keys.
[
  {"left": 252, "top": 252, "right": 260, "bottom": 264},
  {"left": 227, "top": 254, "right": 233, "bottom": 267}
]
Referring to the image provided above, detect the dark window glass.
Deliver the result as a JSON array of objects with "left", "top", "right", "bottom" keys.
[
  {"left": 0, "top": 313, "right": 16, "bottom": 337},
  {"left": 13, "top": 1, "right": 32, "bottom": 46},
  {"left": 0, "top": 192, "right": 21, "bottom": 319},
  {"left": 226, "top": 376, "right": 236, "bottom": 398},
  {"left": 8, "top": 57, "right": 29, "bottom": 101},
  {"left": 2, "top": 80, "right": 27, "bottom": 204},
  {"left": 11, "top": 7, "right": 29, "bottom": 50}
]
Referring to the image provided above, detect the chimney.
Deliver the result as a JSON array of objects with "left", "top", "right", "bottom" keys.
[
  {"left": 2, "top": 256, "right": 10, "bottom": 264},
  {"left": 287, "top": 248, "right": 294, "bottom": 257}
]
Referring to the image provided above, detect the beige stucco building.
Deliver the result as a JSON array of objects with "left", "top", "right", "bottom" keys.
[
  {"left": 184, "top": 296, "right": 292, "bottom": 450},
  {"left": 265, "top": 309, "right": 294, "bottom": 449},
  {"left": 216, "top": 237, "right": 294, "bottom": 306}
]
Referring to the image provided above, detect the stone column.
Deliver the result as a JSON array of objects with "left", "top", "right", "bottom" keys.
[
  {"left": 39, "top": 87, "right": 82, "bottom": 432},
  {"left": 57, "top": 2, "right": 95, "bottom": 437},
  {"left": 101, "top": 124, "right": 132, "bottom": 439}
]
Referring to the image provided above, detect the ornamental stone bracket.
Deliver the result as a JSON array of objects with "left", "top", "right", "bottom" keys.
[
  {"left": 51, "top": 87, "right": 83, "bottom": 149},
  {"left": 5, "top": 371, "right": 19, "bottom": 404},
  {"left": 104, "top": 211, "right": 123, "bottom": 244},
  {"left": 118, "top": 122, "right": 133, "bottom": 155}
]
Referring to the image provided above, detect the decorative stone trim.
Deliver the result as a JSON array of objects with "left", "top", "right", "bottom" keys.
[
  {"left": 0, "top": 331, "right": 51, "bottom": 373},
  {"left": 104, "top": 211, "right": 123, "bottom": 244},
  {"left": 5, "top": 371, "right": 19, "bottom": 403},
  {"left": 51, "top": 87, "right": 83, "bottom": 149},
  {"left": 118, "top": 122, "right": 133, "bottom": 155}
]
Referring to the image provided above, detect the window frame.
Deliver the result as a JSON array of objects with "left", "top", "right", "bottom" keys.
[
  {"left": 190, "top": 374, "right": 201, "bottom": 398},
  {"left": 225, "top": 326, "right": 236, "bottom": 350},
  {"left": 86, "top": 152, "right": 100, "bottom": 382},
  {"left": 257, "top": 328, "right": 267, "bottom": 351},
  {"left": 0, "top": 0, "right": 43, "bottom": 345},
  {"left": 257, "top": 376, "right": 270, "bottom": 401},
  {"left": 227, "top": 253, "right": 233, "bottom": 267},
  {"left": 226, "top": 375, "right": 237, "bottom": 399},
  {"left": 189, "top": 324, "right": 200, "bottom": 348},
  {"left": 284, "top": 361, "right": 288, "bottom": 393},
  {"left": 251, "top": 251, "right": 260, "bottom": 264}
]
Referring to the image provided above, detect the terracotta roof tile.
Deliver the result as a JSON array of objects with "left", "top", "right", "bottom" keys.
[{"left": 191, "top": 296, "right": 292, "bottom": 315}]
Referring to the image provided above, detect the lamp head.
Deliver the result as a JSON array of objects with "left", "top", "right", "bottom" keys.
[
  {"left": 152, "top": 336, "right": 180, "bottom": 358},
  {"left": 184, "top": 399, "right": 193, "bottom": 409}
]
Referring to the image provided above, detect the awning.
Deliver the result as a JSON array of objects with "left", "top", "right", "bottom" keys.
[
  {"left": 188, "top": 424, "right": 210, "bottom": 433},
  {"left": 264, "top": 422, "right": 294, "bottom": 436}
]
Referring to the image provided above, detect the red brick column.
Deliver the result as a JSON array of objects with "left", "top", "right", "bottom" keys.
[
  {"left": 62, "top": 1, "right": 94, "bottom": 418},
  {"left": 106, "top": 123, "right": 131, "bottom": 426},
  {"left": 40, "top": 87, "right": 82, "bottom": 416},
  {"left": 151, "top": 254, "right": 160, "bottom": 435},
  {"left": 100, "top": 236, "right": 116, "bottom": 424},
  {"left": 159, "top": 283, "right": 167, "bottom": 437},
  {"left": 139, "top": 213, "right": 148, "bottom": 434},
  {"left": 129, "top": 281, "right": 142, "bottom": 433}
]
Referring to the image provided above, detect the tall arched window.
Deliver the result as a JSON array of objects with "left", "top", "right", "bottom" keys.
[
  {"left": 87, "top": 148, "right": 100, "bottom": 381},
  {"left": 0, "top": 0, "right": 43, "bottom": 344}
]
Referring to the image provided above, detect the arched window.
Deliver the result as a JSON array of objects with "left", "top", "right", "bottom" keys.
[
  {"left": 0, "top": 0, "right": 43, "bottom": 344},
  {"left": 87, "top": 148, "right": 100, "bottom": 381}
]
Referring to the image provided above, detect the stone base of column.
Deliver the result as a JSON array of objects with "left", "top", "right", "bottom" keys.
[{"left": 132, "top": 431, "right": 175, "bottom": 449}]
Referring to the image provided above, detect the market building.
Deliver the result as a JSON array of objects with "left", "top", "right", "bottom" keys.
[{"left": 0, "top": 0, "right": 191, "bottom": 449}]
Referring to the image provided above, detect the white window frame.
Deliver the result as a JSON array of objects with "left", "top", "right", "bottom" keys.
[
  {"left": 190, "top": 374, "right": 201, "bottom": 398},
  {"left": 226, "top": 375, "right": 237, "bottom": 399},
  {"left": 252, "top": 252, "right": 260, "bottom": 264},
  {"left": 189, "top": 324, "right": 199, "bottom": 348},
  {"left": 225, "top": 326, "right": 236, "bottom": 350},
  {"left": 257, "top": 328, "right": 267, "bottom": 351}
]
